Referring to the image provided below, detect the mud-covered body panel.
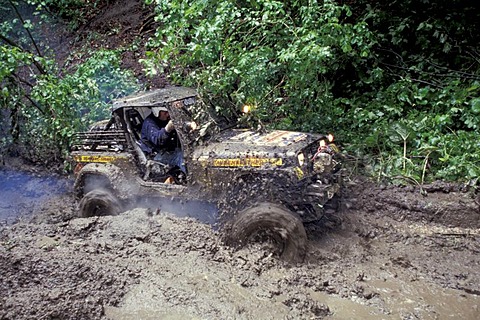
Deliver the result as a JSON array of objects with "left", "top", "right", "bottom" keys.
[
  {"left": 195, "top": 129, "right": 315, "bottom": 162},
  {"left": 192, "top": 129, "right": 319, "bottom": 165},
  {"left": 112, "top": 86, "right": 197, "bottom": 110}
]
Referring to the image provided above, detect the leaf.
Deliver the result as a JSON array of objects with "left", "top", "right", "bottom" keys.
[
  {"left": 471, "top": 98, "right": 480, "bottom": 114},
  {"left": 388, "top": 122, "right": 410, "bottom": 144}
]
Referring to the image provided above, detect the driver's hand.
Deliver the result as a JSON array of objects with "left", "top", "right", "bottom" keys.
[{"left": 165, "top": 120, "right": 175, "bottom": 133}]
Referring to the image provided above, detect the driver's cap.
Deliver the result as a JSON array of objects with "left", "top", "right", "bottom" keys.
[{"left": 151, "top": 106, "right": 168, "bottom": 117}]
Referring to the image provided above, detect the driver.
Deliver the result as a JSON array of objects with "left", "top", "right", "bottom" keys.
[{"left": 139, "top": 106, "right": 186, "bottom": 173}]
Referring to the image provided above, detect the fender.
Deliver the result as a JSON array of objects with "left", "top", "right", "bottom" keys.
[{"left": 74, "top": 163, "right": 130, "bottom": 200}]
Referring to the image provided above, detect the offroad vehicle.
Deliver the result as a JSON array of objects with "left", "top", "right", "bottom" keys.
[{"left": 70, "top": 86, "right": 341, "bottom": 261}]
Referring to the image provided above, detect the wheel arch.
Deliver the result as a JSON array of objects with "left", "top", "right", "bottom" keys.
[
  {"left": 74, "top": 163, "right": 125, "bottom": 200},
  {"left": 219, "top": 171, "right": 294, "bottom": 220}
]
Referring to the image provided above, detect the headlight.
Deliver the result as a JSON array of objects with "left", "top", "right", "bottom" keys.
[
  {"left": 313, "top": 153, "right": 332, "bottom": 173},
  {"left": 297, "top": 152, "right": 305, "bottom": 166}
]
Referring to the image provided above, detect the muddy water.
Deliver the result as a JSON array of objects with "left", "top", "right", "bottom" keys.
[
  {"left": 103, "top": 206, "right": 479, "bottom": 320},
  {"left": 0, "top": 167, "right": 71, "bottom": 224},
  {"left": 366, "top": 279, "right": 479, "bottom": 319},
  {"left": 0, "top": 178, "right": 479, "bottom": 319}
]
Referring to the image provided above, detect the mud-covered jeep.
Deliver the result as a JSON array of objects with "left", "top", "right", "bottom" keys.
[{"left": 70, "top": 86, "right": 341, "bottom": 261}]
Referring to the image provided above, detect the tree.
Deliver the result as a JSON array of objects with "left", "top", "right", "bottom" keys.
[{"left": 0, "top": 0, "right": 139, "bottom": 165}]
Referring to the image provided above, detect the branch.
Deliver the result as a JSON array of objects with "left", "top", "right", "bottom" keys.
[
  {"left": 409, "top": 77, "right": 444, "bottom": 88},
  {"left": 4, "top": 75, "right": 45, "bottom": 115},
  {"left": 383, "top": 68, "right": 444, "bottom": 88},
  {"left": 24, "top": 94, "right": 46, "bottom": 116},
  {"left": 8, "top": 0, "right": 43, "bottom": 58},
  {"left": 467, "top": 48, "right": 480, "bottom": 65},
  {"left": 377, "top": 47, "right": 407, "bottom": 67},
  {"left": 0, "top": 34, "right": 46, "bottom": 75},
  {"left": 0, "top": 33, "right": 18, "bottom": 47},
  {"left": 12, "top": 72, "right": 34, "bottom": 88},
  {"left": 425, "top": 58, "right": 480, "bottom": 79},
  {"left": 379, "top": 61, "right": 480, "bottom": 81}
]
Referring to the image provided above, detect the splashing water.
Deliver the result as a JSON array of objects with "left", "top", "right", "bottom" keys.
[{"left": 132, "top": 196, "right": 219, "bottom": 226}]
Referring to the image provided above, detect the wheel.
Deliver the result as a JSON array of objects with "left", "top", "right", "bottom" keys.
[
  {"left": 78, "top": 189, "right": 122, "bottom": 218},
  {"left": 226, "top": 202, "right": 307, "bottom": 263}
]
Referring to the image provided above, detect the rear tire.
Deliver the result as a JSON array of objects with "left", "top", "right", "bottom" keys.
[
  {"left": 78, "top": 189, "right": 122, "bottom": 218},
  {"left": 227, "top": 202, "right": 307, "bottom": 263}
]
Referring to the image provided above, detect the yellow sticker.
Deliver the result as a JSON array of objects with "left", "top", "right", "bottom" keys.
[
  {"left": 294, "top": 167, "right": 304, "bottom": 180},
  {"left": 73, "top": 155, "right": 127, "bottom": 163},
  {"left": 213, "top": 158, "right": 283, "bottom": 167}
]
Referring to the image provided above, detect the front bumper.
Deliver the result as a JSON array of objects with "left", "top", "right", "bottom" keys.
[{"left": 290, "top": 171, "right": 341, "bottom": 222}]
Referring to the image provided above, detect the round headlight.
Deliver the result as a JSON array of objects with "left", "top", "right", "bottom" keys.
[{"left": 313, "top": 153, "right": 332, "bottom": 173}]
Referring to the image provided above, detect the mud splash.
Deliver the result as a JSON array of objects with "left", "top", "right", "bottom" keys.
[{"left": 131, "top": 196, "right": 218, "bottom": 226}]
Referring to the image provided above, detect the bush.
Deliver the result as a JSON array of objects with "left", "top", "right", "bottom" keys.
[{"left": 144, "top": 0, "right": 480, "bottom": 183}]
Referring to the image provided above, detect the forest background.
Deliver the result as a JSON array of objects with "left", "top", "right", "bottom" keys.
[{"left": 1, "top": 0, "right": 479, "bottom": 185}]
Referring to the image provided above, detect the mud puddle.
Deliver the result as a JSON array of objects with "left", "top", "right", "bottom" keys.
[{"left": 0, "top": 167, "right": 72, "bottom": 224}]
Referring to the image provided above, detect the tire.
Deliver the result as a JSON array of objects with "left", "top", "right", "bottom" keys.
[
  {"left": 227, "top": 202, "right": 307, "bottom": 263},
  {"left": 78, "top": 189, "right": 122, "bottom": 218}
]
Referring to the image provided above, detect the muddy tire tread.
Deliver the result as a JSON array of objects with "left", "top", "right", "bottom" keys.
[
  {"left": 78, "top": 189, "right": 122, "bottom": 218},
  {"left": 228, "top": 202, "right": 307, "bottom": 262}
]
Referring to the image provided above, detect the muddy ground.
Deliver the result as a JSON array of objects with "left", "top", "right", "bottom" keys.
[{"left": 0, "top": 168, "right": 479, "bottom": 320}]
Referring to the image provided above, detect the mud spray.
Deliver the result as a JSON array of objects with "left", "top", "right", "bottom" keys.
[{"left": 131, "top": 196, "right": 218, "bottom": 226}]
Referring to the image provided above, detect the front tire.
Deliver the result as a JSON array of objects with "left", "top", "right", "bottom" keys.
[
  {"left": 78, "top": 189, "right": 122, "bottom": 218},
  {"left": 226, "top": 202, "right": 307, "bottom": 263}
]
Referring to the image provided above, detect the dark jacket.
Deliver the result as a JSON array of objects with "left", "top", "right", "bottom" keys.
[{"left": 140, "top": 114, "right": 178, "bottom": 155}]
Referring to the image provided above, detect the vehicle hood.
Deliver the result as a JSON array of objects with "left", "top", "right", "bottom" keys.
[{"left": 192, "top": 129, "right": 323, "bottom": 161}]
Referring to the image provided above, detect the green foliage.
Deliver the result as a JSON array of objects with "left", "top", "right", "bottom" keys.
[
  {"left": 0, "top": 45, "right": 33, "bottom": 78},
  {"left": 1, "top": 1, "right": 141, "bottom": 165},
  {"left": 26, "top": 0, "right": 102, "bottom": 29},
  {"left": 345, "top": 77, "right": 480, "bottom": 183},
  {"left": 2, "top": 0, "right": 478, "bottom": 182},
  {"left": 146, "top": 0, "right": 375, "bottom": 128},
  {"left": 1, "top": 45, "right": 139, "bottom": 164},
  {"left": 23, "top": 50, "right": 139, "bottom": 160},
  {"left": 144, "top": 0, "right": 479, "bottom": 183}
]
